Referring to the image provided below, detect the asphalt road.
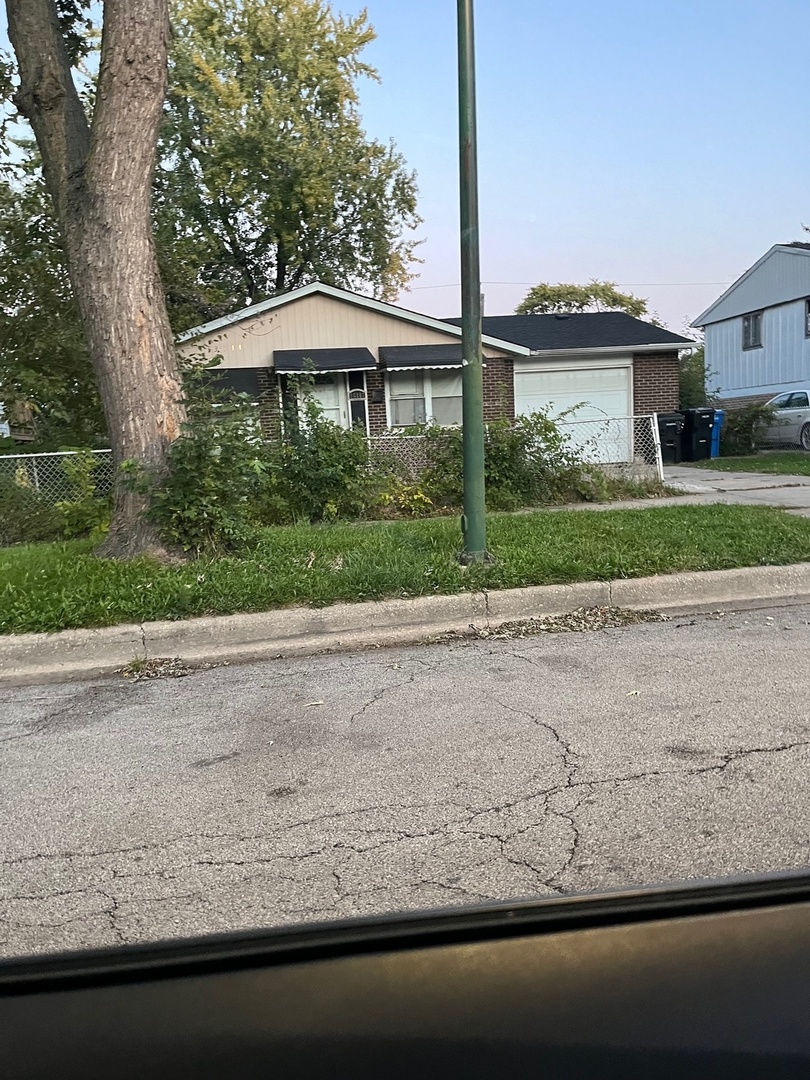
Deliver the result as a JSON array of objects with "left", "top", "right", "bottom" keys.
[{"left": 3, "top": 604, "right": 810, "bottom": 960}]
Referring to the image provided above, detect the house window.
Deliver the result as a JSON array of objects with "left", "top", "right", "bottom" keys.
[
  {"left": 742, "top": 311, "right": 763, "bottom": 349},
  {"left": 387, "top": 370, "right": 463, "bottom": 427},
  {"left": 805, "top": 299, "right": 810, "bottom": 337}
]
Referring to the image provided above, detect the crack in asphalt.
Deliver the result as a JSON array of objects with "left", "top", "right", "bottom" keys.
[
  {"left": 349, "top": 662, "right": 430, "bottom": 723},
  {"left": 5, "top": 603, "right": 810, "bottom": 950}
]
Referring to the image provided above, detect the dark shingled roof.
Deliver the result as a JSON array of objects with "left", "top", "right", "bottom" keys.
[{"left": 443, "top": 312, "right": 692, "bottom": 352}]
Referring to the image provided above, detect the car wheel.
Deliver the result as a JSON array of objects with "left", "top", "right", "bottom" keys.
[{"left": 802, "top": 424, "right": 810, "bottom": 451}]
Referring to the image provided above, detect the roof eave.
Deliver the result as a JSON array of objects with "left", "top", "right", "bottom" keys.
[
  {"left": 175, "top": 280, "right": 530, "bottom": 356},
  {"left": 524, "top": 342, "right": 692, "bottom": 359},
  {"left": 692, "top": 244, "right": 810, "bottom": 326}
]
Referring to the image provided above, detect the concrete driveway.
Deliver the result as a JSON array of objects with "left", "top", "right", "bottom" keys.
[
  {"left": 2, "top": 604, "right": 810, "bottom": 960},
  {"left": 665, "top": 464, "right": 810, "bottom": 514}
]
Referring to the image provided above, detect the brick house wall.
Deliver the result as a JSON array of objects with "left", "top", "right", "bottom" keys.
[
  {"left": 256, "top": 369, "right": 282, "bottom": 439},
  {"left": 632, "top": 351, "right": 680, "bottom": 415},
  {"left": 365, "top": 369, "right": 388, "bottom": 435},
  {"left": 482, "top": 356, "right": 514, "bottom": 421}
]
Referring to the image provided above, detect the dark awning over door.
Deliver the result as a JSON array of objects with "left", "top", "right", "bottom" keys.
[
  {"left": 274, "top": 348, "right": 376, "bottom": 373},
  {"left": 379, "top": 344, "right": 464, "bottom": 369}
]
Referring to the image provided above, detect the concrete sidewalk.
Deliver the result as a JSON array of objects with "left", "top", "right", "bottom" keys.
[
  {"left": 518, "top": 464, "right": 810, "bottom": 516},
  {"left": 664, "top": 464, "right": 810, "bottom": 515}
]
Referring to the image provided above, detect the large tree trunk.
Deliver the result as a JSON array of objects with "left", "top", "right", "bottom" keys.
[{"left": 6, "top": 0, "right": 185, "bottom": 560}]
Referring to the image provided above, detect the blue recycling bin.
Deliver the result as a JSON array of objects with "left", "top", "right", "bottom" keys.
[{"left": 710, "top": 409, "right": 724, "bottom": 458}]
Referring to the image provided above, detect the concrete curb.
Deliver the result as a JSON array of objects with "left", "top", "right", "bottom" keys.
[{"left": 3, "top": 562, "right": 810, "bottom": 687}]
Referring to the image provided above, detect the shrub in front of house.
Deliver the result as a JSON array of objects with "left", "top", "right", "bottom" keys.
[
  {"left": 720, "top": 403, "right": 775, "bottom": 456},
  {"left": 268, "top": 395, "right": 376, "bottom": 523},
  {"left": 419, "top": 411, "right": 603, "bottom": 511},
  {"left": 128, "top": 362, "right": 268, "bottom": 554}
]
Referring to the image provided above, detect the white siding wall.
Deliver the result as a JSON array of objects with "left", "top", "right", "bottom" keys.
[{"left": 708, "top": 298, "right": 810, "bottom": 397}]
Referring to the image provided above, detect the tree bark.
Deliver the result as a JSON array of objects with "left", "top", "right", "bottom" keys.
[{"left": 6, "top": 0, "right": 186, "bottom": 560}]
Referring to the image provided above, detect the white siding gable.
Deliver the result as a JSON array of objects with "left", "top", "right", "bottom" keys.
[{"left": 695, "top": 246, "right": 810, "bottom": 326}]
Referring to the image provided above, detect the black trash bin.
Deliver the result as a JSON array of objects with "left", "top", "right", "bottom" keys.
[
  {"left": 656, "top": 412, "right": 685, "bottom": 465},
  {"left": 681, "top": 407, "right": 715, "bottom": 462}
]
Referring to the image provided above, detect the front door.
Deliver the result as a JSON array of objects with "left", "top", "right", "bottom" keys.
[{"left": 300, "top": 374, "right": 349, "bottom": 428}]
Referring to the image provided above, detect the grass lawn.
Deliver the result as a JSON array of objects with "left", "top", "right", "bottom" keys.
[
  {"left": 3, "top": 504, "right": 810, "bottom": 635},
  {"left": 689, "top": 452, "right": 810, "bottom": 475}
]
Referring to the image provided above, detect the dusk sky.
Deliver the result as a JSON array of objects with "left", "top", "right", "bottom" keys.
[{"left": 352, "top": 0, "right": 810, "bottom": 332}]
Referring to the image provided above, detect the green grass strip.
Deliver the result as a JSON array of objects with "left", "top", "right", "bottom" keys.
[{"left": 3, "top": 504, "right": 810, "bottom": 635}]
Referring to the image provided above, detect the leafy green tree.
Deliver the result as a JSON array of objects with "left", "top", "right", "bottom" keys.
[
  {"left": 516, "top": 280, "right": 652, "bottom": 319},
  {"left": 679, "top": 344, "right": 709, "bottom": 410},
  {"left": 156, "top": 0, "right": 421, "bottom": 315},
  {"left": 5, "top": 0, "right": 187, "bottom": 560},
  {"left": 0, "top": 164, "right": 105, "bottom": 447}
]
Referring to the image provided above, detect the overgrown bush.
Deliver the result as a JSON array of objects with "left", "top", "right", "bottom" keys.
[
  {"left": 0, "top": 474, "right": 63, "bottom": 546},
  {"left": 269, "top": 391, "right": 375, "bottom": 522},
  {"left": 56, "top": 450, "right": 110, "bottom": 539},
  {"left": 420, "top": 411, "right": 601, "bottom": 511},
  {"left": 721, "top": 402, "right": 775, "bottom": 456},
  {"left": 129, "top": 360, "right": 268, "bottom": 553}
]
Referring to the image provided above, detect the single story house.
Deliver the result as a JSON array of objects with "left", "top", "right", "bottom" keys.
[
  {"left": 693, "top": 242, "right": 810, "bottom": 405},
  {"left": 178, "top": 281, "right": 692, "bottom": 438}
]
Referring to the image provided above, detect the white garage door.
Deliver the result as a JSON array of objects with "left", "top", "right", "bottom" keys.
[{"left": 514, "top": 364, "right": 633, "bottom": 463}]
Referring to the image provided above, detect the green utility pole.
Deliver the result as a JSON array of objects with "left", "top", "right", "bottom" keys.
[{"left": 457, "top": 0, "right": 489, "bottom": 562}]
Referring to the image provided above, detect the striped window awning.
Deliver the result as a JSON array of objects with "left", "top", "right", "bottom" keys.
[
  {"left": 274, "top": 348, "right": 376, "bottom": 373},
  {"left": 379, "top": 344, "right": 473, "bottom": 370}
]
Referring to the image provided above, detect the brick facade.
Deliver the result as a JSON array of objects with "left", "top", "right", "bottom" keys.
[
  {"left": 256, "top": 369, "right": 282, "bottom": 440},
  {"left": 365, "top": 369, "right": 388, "bottom": 435},
  {"left": 632, "top": 351, "right": 680, "bottom": 415},
  {"left": 482, "top": 356, "right": 515, "bottom": 421}
]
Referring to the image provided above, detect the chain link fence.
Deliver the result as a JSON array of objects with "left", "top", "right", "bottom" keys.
[
  {"left": 0, "top": 449, "right": 115, "bottom": 506},
  {"left": 368, "top": 415, "right": 663, "bottom": 482},
  {"left": 1, "top": 414, "right": 662, "bottom": 514},
  {"left": 367, "top": 434, "right": 433, "bottom": 476},
  {"left": 555, "top": 415, "right": 664, "bottom": 482}
]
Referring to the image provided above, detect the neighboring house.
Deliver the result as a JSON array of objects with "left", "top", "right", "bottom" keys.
[
  {"left": 0, "top": 402, "right": 35, "bottom": 444},
  {"left": 693, "top": 242, "right": 810, "bottom": 404},
  {"left": 177, "top": 281, "right": 691, "bottom": 439}
]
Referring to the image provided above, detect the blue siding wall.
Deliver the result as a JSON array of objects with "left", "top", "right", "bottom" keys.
[{"left": 708, "top": 299, "right": 810, "bottom": 398}]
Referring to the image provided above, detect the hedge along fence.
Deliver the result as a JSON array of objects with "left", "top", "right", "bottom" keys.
[
  {"left": 1, "top": 408, "right": 665, "bottom": 551},
  {"left": 0, "top": 450, "right": 112, "bottom": 547},
  {"left": 370, "top": 415, "right": 664, "bottom": 485}
]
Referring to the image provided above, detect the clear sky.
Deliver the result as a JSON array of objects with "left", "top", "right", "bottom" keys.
[{"left": 349, "top": 0, "right": 810, "bottom": 331}]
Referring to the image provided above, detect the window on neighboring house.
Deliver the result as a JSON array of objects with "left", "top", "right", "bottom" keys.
[
  {"left": 742, "top": 311, "right": 763, "bottom": 349},
  {"left": 387, "top": 370, "right": 464, "bottom": 427},
  {"left": 805, "top": 299, "right": 810, "bottom": 337}
]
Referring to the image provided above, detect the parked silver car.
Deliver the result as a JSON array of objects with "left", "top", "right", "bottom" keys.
[{"left": 761, "top": 390, "right": 810, "bottom": 450}]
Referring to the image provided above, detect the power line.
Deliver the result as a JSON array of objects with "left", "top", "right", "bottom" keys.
[{"left": 408, "top": 280, "right": 731, "bottom": 290}]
